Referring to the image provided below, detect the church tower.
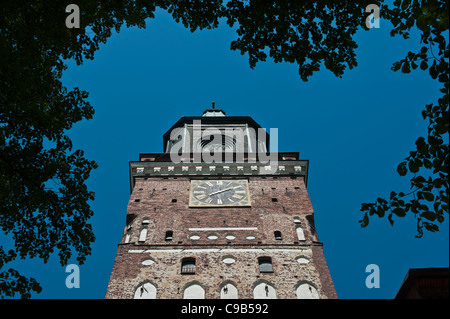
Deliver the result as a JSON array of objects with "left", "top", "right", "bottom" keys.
[{"left": 105, "top": 104, "right": 337, "bottom": 299}]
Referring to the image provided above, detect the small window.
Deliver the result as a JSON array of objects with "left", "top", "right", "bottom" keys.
[
  {"left": 138, "top": 228, "right": 148, "bottom": 242},
  {"left": 134, "top": 199, "right": 140, "bottom": 202},
  {"left": 258, "top": 257, "right": 273, "bottom": 273},
  {"left": 181, "top": 258, "right": 196, "bottom": 274},
  {"left": 171, "top": 199, "right": 177, "bottom": 203},
  {"left": 296, "top": 226, "right": 306, "bottom": 241},
  {"left": 274, "top": 231, "right": 282, "bottom": 240},
  {"left": 141, "top": 258, "right": 155, "bottom": 266},
  {"left": 271, "top": 198, "right": 278, "bottom": 202},
  {"left": 222, "top": 256, "right": 236, "bottom": 264},
  {"left": 165, "top": 231, "right": 173, "bottom": 241}
]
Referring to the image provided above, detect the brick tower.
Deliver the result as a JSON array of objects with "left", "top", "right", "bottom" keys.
[{"left": 105, "top": 104, "right": 337, "bottom": 299}]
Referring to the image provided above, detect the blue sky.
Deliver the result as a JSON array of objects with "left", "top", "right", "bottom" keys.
[{"left": 8, "top": 8, "right": 448, "bottom": 299}]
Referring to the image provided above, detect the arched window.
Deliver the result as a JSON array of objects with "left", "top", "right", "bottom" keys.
[
  {"left": 296, "top": 282, "right": 319, "bottom": 299},
  {"left": 296, "top": 226, "right": 306, "bottom": 241},
  {"left": 183, "top": 283, "right": 205, "bottom": 299},
  {"left": 220, "top": 282, "right": 238, "bottom": 299},
  {"left": 134, "top": 282, "right": 157, "bottom": 299},
  {"left": 181, "top": 258, "right": 196, "bottom": 275},
  {"left": 138, "top": 228, "right": 148, "bottom": 242},
  {"left": 253, "top": 282, "right": 276, "bottom": 299},
  {"left": 138, "top": 218, "right": 149, "bottom": 242},
  {"left": 200, "top": 134, "right": 237, "bottom": 153}
]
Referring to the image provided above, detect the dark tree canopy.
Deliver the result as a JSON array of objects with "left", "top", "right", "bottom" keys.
[
  {"left": 1, "top": 0, "right": 448, "bottom": 298},
  {"left": 358, "top": 0, "right": 448, "bottom": 238}
]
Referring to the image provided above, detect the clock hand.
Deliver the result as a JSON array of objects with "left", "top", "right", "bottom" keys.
[
  {"left": 208, "top": 185, "right": 242, "bottom": 196},
  {"left": 208, "top": 188, "right": 230, "bottom": 196}
]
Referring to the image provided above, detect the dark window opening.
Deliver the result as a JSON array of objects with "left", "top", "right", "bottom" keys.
[
  {"left": 165, "top": 231, "right": 173, "bottom": 241},
  {"left": 271, "top": 198, "right": 278, "bottom": 202},
  {"left": 258, "top": 257, "right": 273, "bottom": 273},
  {"left": 274, "top": 231, "right": 282, "bottom": 240},
  {"left": 181, "top": 258, "right": 196, "bottom": 274}
]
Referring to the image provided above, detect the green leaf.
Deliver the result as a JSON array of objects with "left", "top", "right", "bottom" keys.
[
  {"left": 414, "top": 175, "right": 426, "bottom": 183},
  {"left": 397, "top": 162, "right": 408, "bottom": 176},
  {"left": 392, "top": 62, "right": 401, "bottom": 71},
  {"left": 393, "top": 207, "right": 406, "bottom": 217},
  {"left": 401, "top": 61, "right": 411, "bottom": 73},
  {"left": 401, "top": 0, "right": 411, "bottom": 10},
  {"left": 438, "top": 73, "right": 448, "bottom": 83},
  {"left": 421, "top": 211, "right": 436, "bottom": 221},
  {"left": 435, "top": 124, "right": 448, "bottom": 135},
  {"left": 420, "top": 60, "right": 428, "bottom": 70},
  {"left": 408, "top": 159, "right": 420, "bottom": 173},
  {"left": 376, "top": 206, "right": 385, "bottom": 218},
  {"left": 423, "top": 192, "right": 435, "bottom": 201},
  {"left": 429, "top": 65, "right": 438, "bottom": 79},
  {"left": 423, "top": 222, "right": 439, "bottom": 232},
  {"left": 359, "top": 213, "right": 369, "bottom": 228}
]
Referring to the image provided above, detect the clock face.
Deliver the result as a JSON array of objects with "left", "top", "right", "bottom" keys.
[{"left": 189, "top": 179, "right": 251, "bottom": 207}]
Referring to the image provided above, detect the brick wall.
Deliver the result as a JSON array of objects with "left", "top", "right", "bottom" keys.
[{"left": 105, "top": 174, "right": 337, "bottom": 299}]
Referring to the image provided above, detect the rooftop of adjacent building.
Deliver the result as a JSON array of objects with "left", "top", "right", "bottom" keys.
[{"left": 394, "top": 267, "right": 449, "bottom": 299}]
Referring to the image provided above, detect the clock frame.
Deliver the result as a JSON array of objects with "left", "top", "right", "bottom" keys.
[{"left": 189, "top": 179, "right": 251, "bottom": 207}]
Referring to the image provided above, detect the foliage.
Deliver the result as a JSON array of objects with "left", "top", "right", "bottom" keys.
[
  {"left": 223, "top": 0, "right": 375, "bottom": 81},
  {"left": 1, "top": 0, "right": 447, "bottom": 298},
  {"left": 359, "top": 0, "right": 449, "bottom": 238},
  {"left": 0, "top": 1, "right": 98, "bottom": 298}
]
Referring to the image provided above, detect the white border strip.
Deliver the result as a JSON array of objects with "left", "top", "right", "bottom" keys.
[
  {"left": 129, "top": 248, "right": 312, "bottom": 254},
  {"left": 188, "top": 227, "right": 258, "bottom": 232}
]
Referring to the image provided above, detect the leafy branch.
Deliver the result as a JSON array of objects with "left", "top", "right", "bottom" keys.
[{"left": 360, "top": 0, "right": 449, "bottom": 237}]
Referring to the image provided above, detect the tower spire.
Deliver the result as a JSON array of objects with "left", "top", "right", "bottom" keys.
[{"left": 202, "top": 101, "right": 226, "bottom": 117}]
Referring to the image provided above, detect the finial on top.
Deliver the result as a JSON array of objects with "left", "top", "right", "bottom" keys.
[{"left": 202, "top": 101, "right": 226, "bottom": 117}]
